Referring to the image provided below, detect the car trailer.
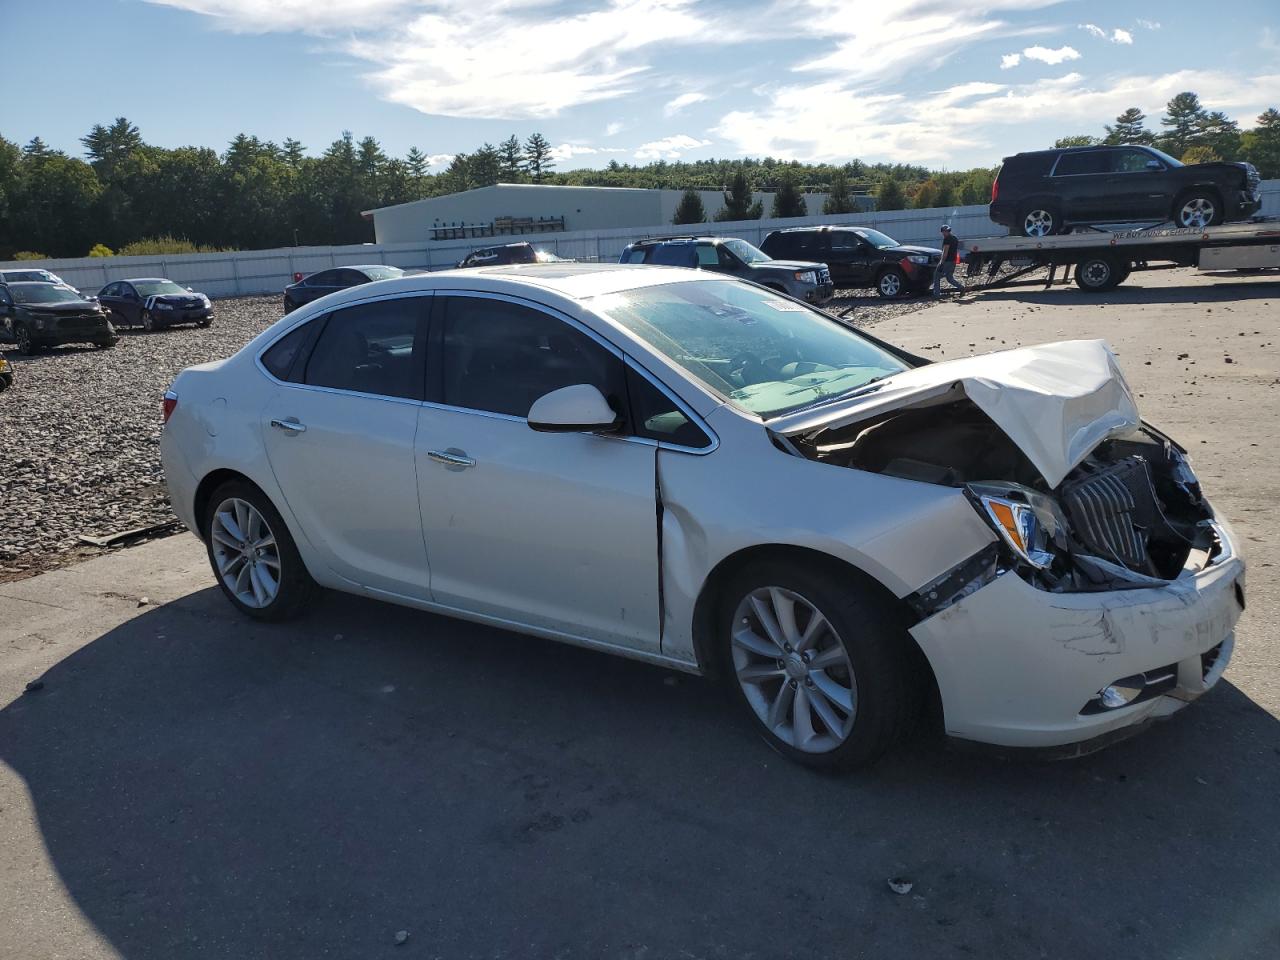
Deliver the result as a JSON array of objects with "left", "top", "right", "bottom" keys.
[{"left": 961, "top": 218, "right": 1280, "bottom": 293}]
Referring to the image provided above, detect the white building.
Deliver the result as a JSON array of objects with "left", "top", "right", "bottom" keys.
[{"left": 363, "top": 183, "right": 869, "bottom": 245}]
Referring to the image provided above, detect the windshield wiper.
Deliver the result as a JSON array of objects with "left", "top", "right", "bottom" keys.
[{"left": 788, "top": 375, "right": 892, "bottom": 413}]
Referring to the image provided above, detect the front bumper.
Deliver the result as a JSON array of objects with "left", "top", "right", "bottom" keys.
[
  {"left": 1230, "top": 190, "right": 1262, "bottom": 219},
  {"left": 803, "top": 282, "right": 834, "bottom": 304},
  {"left": 910, "top": 521, "right": 1246, "bottom": 749},
  {"left": 28, "top": 321, "right": 116, "bottom": 346},
  {"left": 156, "top": 307, "right": 214, "bottom": 323}
]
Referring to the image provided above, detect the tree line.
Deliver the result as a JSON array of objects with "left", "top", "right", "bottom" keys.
[{"left": 1, "top": 91, "right": 1276, "bottom": 259}]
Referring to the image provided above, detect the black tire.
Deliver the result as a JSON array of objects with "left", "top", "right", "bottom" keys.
[
  {"left": 876, "top": 268, "right": 906, "bottom": 298},
  {"left": 140, "top": 308, "right": 155, "bottom": 332},
  {"left": 719, "top": 558, "right": 923, "bottom": 770},
  {"left": 202, "top": 479, "right": 318, "bottom": 622},
  {"left": 1075, "top": 255, "right": 1122, "bottom": 292},
  {"left": 15, "top": 324, "right": 35, "bottom": 356},
  {"left": 197, "top": 318, "right": 211, "bottom": 328},
  {"left": 1018, "top": 204, "right": 1060, "bottom": 238},
  {"left": 94, "top": 338, "right": 117, "bottom": 350},
  {"left": 1114, "top": 261, "right": 1132, "bottom": 286},
  {"left": 1173, "top": 190, "right": 1223, "bottom": 229}
]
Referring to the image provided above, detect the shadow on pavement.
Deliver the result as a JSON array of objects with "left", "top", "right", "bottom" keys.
[
  {"left": 2, "top": 588, "right": 1278, "bottom": 958},
  {"left": 971, "top": 274, "right": 1280, "bottom": 307}
]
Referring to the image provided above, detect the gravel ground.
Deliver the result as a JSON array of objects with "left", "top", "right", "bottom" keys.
[
  {"left": 0, "top": 296, "right": 283, "bottom": 580},
  {"left": 0, "top": 288, "right": 936, "bottom": 581}
]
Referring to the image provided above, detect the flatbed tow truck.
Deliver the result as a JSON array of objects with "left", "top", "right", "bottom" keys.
[{"left": 960, "top": 217, "right": 1280, "bottom": 293}]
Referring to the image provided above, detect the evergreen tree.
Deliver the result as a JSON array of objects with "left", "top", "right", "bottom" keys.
[
  {"left": 80, "top": 117, "right": 142, "bottom": 179},
  {"left": 282, "top": 138, "right": 306, "bottom": 167},
  {"left": 1160, "top": 92, "right": 1207, "bottom": 157},
  {"left": 822, "top": 170, "right": 855, "bottom": 214},
  {"left": 405, "top": 146, "right": 429, "bottom": 180},
  {"left": 498, "top": 135, "right": 525, "bottom": 180},
  {"left": 1180, "top": 145, "right": 1221, "bottom": 165},
  {"left": 471, "top": 143, "right": 502, "bottom": 187},
  {"left": 1241, "top": 108, "right": 1280, "bottom": 178},
  {"left": 1104, "top": 108, "right": 1154, "bottom": 145},
  {"left": 524, "top": 132, "right": 554, "bottom": 181},
  {"left": 715, "top": 169, "right": 762, "bottom": 221},
  {"left": 1195, "top": 111, "right": 1241, "bottom": 160},
  {"left": 875, "top": 177, "right": 905, "bottom": 211},
  {"left": 770, "top": 173, "right": 806, "bottom": 218},
  {"left": 22, "top": 137, "right": 52, "bottom": 160},
  {"left": 1054, "top": 135, "right": 1102, "bottom": 147},
  {"left": 672, "top": 188, "right": 707, "bottom": 224}
]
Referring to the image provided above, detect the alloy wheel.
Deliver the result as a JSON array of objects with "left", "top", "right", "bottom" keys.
[
  {"left": 730, "top": 586, "right": 857, "bottom": 753},
  {"left": 1178, "top": 197, "right": 1216, "bottom": 229},
  {"left": 1023, "top": 209, "right": 1055, "bottom": 237},
  {"left": 879, "top": 272, "right": 902, "bottom": 297},
  {"left": 141, "top": 309, "right": 154, "bottom": 332},
  {"left": 210, "top": 497, "right": 282, "bottom": 609},
  {"left": 16, "top": 326, "right": 32, "bottom": 355}
]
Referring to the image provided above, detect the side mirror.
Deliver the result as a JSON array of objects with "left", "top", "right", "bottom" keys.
[{"left": 528, "top": 384, "right": 622, "bottom": 433}]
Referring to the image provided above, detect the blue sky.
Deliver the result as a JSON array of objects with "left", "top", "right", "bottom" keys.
[{"left": 7, "top": 0, "right": 1279, "bottom": 171}]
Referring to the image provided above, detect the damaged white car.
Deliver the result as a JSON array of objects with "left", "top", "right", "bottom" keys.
[{"left": 160, "top": 264, "right": 1246, "bottom": 769}]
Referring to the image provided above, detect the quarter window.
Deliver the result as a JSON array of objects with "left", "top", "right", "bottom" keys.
[
  {"left": 261, "top": 322, "right": 316, "bottom": 382},
  {"left": 302, "top": 297, "right": 424, "bottom": 399},
  {"left": 626, "top": 366, "right": 711, "bottom": 448},
  {"left": 439, "top": 296, "right": 622, "bottom": 419}
]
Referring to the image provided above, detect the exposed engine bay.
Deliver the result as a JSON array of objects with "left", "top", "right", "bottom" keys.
[{"left": 781, "top": 397, "right": 1219, "bottom": 595}]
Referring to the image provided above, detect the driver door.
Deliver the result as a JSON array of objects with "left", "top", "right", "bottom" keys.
[{"left": 414, "top": 293, "right": 661, "bottom": 653}]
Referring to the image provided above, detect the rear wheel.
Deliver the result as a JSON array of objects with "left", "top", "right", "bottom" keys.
[
  {"left": 1174, "top": 191, "right": 1222, "bottom": 229},
  {"left": 203, "top": 480, "right": 317, "bottom": 621},
  {"left": 876, "top": 268, "right": 905, "bottom": 298},
  {"left": 720, "top": 559, "right": 922, "bottom": 770},
  {"left": 1019, "top": 205, "right": 1059, "bottom": 237},
  {"left": 1075, "top": 255, "right": 1122, "bottom": 292}
]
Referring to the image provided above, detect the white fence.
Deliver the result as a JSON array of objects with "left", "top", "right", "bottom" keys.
[{"left": 5, "top": 181, "right": 1277, "bottom": 299}]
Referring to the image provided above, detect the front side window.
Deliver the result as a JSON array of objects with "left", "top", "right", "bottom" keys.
[
  {"left": 851, "top": 228, "right": 899, "bottom": 250},
  {"left": 305, "top": 270, "right": 340, "bottom": 287},
  {"left": 721, "top": 238, "right": 770, "bottom": 264},
  {"left": 303, "top": 297, "right": 424, "bottom": 399},
  {"left": 336, "top": 269, "right": 370, "bottom": 286},
  {"left": 360, "top": 265, "right": 406, "bottom": 281},
  {"left": 1053, "top": 151, "right": 1108, "bottom": 176},
  {"left": 101, "top": 283, "right": 120, "bottom": 297},
  {"left": 591, "top": 279, "right": 909, "bottom": 419},
  {"left": 439, "top": 296, "right": 622, "bottom": 418},
  {"left": 1110, "top": 149, "right": 1160, "bottom": 173}
]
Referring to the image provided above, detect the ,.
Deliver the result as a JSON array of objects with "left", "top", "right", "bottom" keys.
[
  {"left": 990, "top": 145, "right": 1263, "bottom": 237},
  {"left": 160, "top": 263, "right": 1245, "bottom": 769}
]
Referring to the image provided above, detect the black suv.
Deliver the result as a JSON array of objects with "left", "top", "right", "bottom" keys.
[
  {"left": 619, "top": 236, "right": 833, "bottom": 303},
  {"left": 0, "top": 282, "right": 117, "bottom": 354},
  {"left": 761, "top": 226, "right": 941, "bottom": 298},
  {"left": 456, "top": 242, "right": 564, "bottom": 268},
  {"left": 991, "top": 144, "right": 1262, "bottom": 237}
]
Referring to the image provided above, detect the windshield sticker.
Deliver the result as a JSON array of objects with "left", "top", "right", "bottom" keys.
[{"left": 766, "top": 302, "right": 807, "bottom": 311}]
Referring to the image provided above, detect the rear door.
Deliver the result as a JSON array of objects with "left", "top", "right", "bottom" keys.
[
  {"left": 829, "top": 231, "right": 871, "bottom": 286},
  {"left": 1050, "top": 150, "right": 1111, "bottom": 221},
  {"left": 260, "top": 294, "right": 432, "bottom": 598},
  {"left": 414, "top": 292, "right": 661, "bottom": 652}
]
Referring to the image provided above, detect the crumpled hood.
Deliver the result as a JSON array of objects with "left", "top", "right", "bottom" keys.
[{"left": 771, "top": 339, "right": 1140, "bottom": 488}]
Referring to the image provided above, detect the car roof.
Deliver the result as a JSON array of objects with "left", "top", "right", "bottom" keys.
[
  {"left": 769, "top": 225, "right": 865, "bottom": 235},
  {"left": 628, "top": 236, "right": 721, "bottom": 246},
  {"left": 3, "top": 280, "right": 75, "bottom": 288},
  {"left": 120, "top": 277, "right": 171, "bottom": 283}
]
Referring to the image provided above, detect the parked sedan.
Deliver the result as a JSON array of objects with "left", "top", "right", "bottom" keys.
[
  {"left": 161, "top": 265, "right": 1244, "bottom": 769},
  {"left": 0, "top": 282, "right": 117, "bottom": 354},
  {"left": 282, "top": 265, "right": 405, "bottom": 313},
  {"left": 98, "top": 278, "right": 214, "bottom": 331}
]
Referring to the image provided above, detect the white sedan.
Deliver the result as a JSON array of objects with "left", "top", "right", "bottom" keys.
[{"left": 160, "top": 264, "right": 1245, "bottom": 768}]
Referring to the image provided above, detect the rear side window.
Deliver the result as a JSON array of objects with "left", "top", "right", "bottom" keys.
[
  {"left": 303, "top": 297, "right": 425, "bottom": 399},
  {"left": 648, "top": 244, "right": 698, "bottom": 268},
  {"left": 828, "top": 232, "right": 862, "bottom": 253},
  {"left": 1053, "top": 151, "right": 1108, "bottom": 176},
  {"left": 304, "top": 270, "right": 340, "bottom": 287},
  {"left": 261, "top": 322, "right": 315, "bottom": 381},
  {"left": 335, "top": 269, "right": 369, "bottom": 286}
]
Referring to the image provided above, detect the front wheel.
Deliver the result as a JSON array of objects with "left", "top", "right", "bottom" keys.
[
  {"left": 876, "top": 268, "right": 905, "bottom": 298},
  {"left": 197, "top": 318, "right": 211, "bottom": 328},
  {"left": 1174, "top": 191, "right": 1222, "bottom": 229},
  {"left": 15, "top": 324, "right": 35, "bottom": 356},
  {"left": 140, "top": 309, "right": 155, "bottom": 332},
  {"left": 720, "top": 559, "right": 922, "bottom": 770},
  {"left": 203, "top": 480, "right": 317, "bottom": 621}
]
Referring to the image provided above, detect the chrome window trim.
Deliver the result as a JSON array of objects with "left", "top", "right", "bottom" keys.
[{"left": 624, "top": 355, "right": 719, "bottom": 456}]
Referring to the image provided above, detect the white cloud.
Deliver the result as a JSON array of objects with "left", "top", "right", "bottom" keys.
[
  {"left": 634, "top": 134, "right": 711, "bottom": 161},
  {"left": 1000, "top": 53, "right": 1022, "bottom": 69},
  {"left": 714, "top": 69, "right": 1280, "bottom": 166},
  {"left": 1111, "top": 29, "right": 1133, "bottom": 44},
  {"left": 1081, "top": 23, "right": 1135, "bottom": 44},
  {"left": 1136, "top": 19, "right": 1161, "bottom": 31},
  {"left": 604, "top": 121, "right": 625, "bottom": 137},
  {"left": 145, "top": 0, "right": 415, "bottom": 32},
  {"left": 425, "top": 153, "right": 454, "bottom": 169},
  {"left": 1023, "top": 45, "right": 1081, "bottom": 65},
  {"left": 664, "top": 92, "right": 709, "bottom": 116},
  {"left": 1079, "top": 23, "right": 1107, "bottom": 40},
  {"left": 549, "top": 143, "right": 626, "bottom": 162}
]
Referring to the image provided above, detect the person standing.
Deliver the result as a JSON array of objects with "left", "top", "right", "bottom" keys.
[{"left": 933, "top": 224, "right": 964, "bottom": 296}]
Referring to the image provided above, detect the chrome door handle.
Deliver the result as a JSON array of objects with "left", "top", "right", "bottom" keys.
[
  {"left": 427, "top": 449, "right": 476, "bottom": 468},
  {"left": 270, "top": 418, "right": 307, "bottom": 434}
]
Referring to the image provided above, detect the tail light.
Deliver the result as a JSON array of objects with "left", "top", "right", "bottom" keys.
[
  {"left": 292, "top": 272, "right": 303, "bottom": 283},
  {"left": 162, "top": 390, "right": 178, "bottom": 425},
  {"left": 991, "top": 179, "right": 999, "bottom": 202}
]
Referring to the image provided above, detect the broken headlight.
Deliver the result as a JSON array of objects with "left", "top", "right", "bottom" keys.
[{"left": 966, "top": 483, "right": 1066, "bottom": 570}]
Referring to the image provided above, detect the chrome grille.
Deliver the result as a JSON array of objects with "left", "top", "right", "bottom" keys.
[
  {"left": 1061, "top": 457, "right": 1157, "bottom": 570},
  {"left": 818, "top": 266, "right": 831, "bottom": 285}
]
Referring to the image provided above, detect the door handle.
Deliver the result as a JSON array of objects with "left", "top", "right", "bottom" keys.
[
  {"left": 427, "top": 449, "right": 476, "bottom": 468},
  {"left": 270, "top": 417, "right": 307, "bottom": 434}
]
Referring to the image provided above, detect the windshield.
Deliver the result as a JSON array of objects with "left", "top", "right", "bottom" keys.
[
  {"left": 363, "top": 266, "right": 405, "bottom": 281},
  {"left": 721, "top": 238, "right": 771, "bottom": 264},
  {"left": 591, "top": 279, "right": 909, "bottom": 418},
  {"left": 1145, "top": 147, "right": 1184, "bottom": 168},
  {"left": 4, "top": 270, "right": 58, "bottom": 283},
  {"left": 853, "top": 228, "right": 900, "bottom": 249},
  {"left": 134, "top": 280, "right": 191, "bottom": 297},
  {"left": 11, "top": 284, "right": 86, "bottom": 304}
]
